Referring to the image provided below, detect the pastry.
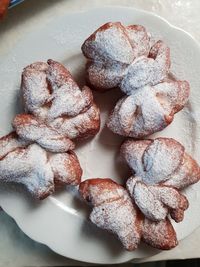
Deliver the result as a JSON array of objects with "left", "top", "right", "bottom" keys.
[
  {"left": 0, "top": 132, "right": 82, "bottom": 199},
  {"left": 107, "top": 80, "right": 190, "bottom": 138},
  {"left": 82, "top": 22, "right": 151, "bottom": 91},
  {"left": 142, "top": 218, "right": 177, "bottom": 250},
  {"left": 79, "top": 178, "right": 178, "bottom": 250},
  {"left": 13, "top": 59, "right": 100, "bottom": 142},
  {"left": 82, "top": 22, "right": 190, "bottom": 138},
  {"left": 1, "top": 59, "right": 101, "bottom": 198},
  {"left": 82, "top": 22, "right": 170, "bottom": 93},
  {"left": 121, "top": 138, "right": 200, "bottom": 222},
  {"left": 13, "top": 114, "right": 75, "bottom": 152},
  {"left": 79, "top": 178, "right": 142, "bottom": 251}
]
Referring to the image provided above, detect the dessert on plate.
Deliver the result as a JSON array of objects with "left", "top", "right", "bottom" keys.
[
  {"left": 78, "top": 138, "right": 200, "bottom": 250},
  {"left": 121, "top": 138, "right": 200, "bottom": 222},
  {"left": 82, "top": 22, "right": 190, "bottom": 138},
  {"left": 79, "top": 178, "right": 178, "bottom": 250},
  {"left": 0, "top": 20, "right": 200, "bottom": 254},
  {"left": 0, "top": 59, "right": 101, "bottom": 198}
]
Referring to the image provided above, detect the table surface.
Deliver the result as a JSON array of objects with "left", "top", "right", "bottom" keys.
[{"left": 1, "top": 0, "right": 200, "bottom": 266}]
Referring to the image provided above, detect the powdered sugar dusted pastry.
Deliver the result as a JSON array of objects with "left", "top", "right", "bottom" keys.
[
  {"left": 82, "top": 22, "right": 170, "bottom": 93},
  {"left": 120, "top": 40, "right": 170, "bottom": 94},
  {"left": 0, "top": 132, "right": 82, "bottom": 199},
  {"left": 79, "top": 178, "right": 178, "bottom": 250},
  {"left": 79, "top": 178, "right": 142, "bottom": 251},
  {"left": 121, "top": 138, "right": 200, "bottom": 222},
  {"left": 82, "top": 22, "right": 151, "bottom": 91},
  {"left": 107, "top": 80, "right": 190, "bottom": 138},
  {"left": 13, "top": 114, "right": 75, "bottom": 152},
  {"left": 142, "top": 218, "right": 178, "bottom": 250},
  {"left": 82, "top": 22, "right": 189, "bottom": 138},
  {"left": 13, "top": 59, "right": 100, "bottom": 142}
]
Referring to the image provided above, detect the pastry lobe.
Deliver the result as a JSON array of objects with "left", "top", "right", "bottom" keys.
[
  {"left": 0, "top": 132, "right": 82, "bottom": 199},
  {"left": 142, "top": 218, "right": 178, "bottom": 250},
  {"left": 79, "top": 178, "right": 178, "bottom": 250},
  {"left": 13, "top": 59, "right": 100, "bottom": 144},
  {"left": 13, "top": 114, "right": 75, "bottom": 152},
  {"left": 121, "top": 138, "right": 200, "bottom": 222},
  {"left": 107, "top": 80, "right": 190, "bottom": 138},
  {"left": 82, "top": 22, "right": 171, "bottom": 93},
  {"left": 79, "top": 178, "right": 142, "bottom": 251},
  {"left": 121, "top": 40, "right": 170, "bottom": 94},
  {"left": 82, "top": 22, "right": 151, "bottom": 91}
]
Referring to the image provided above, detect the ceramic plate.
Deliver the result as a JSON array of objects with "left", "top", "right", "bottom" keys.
[{"left": 0, "top": 7, "right": 200, "bottom": 264}]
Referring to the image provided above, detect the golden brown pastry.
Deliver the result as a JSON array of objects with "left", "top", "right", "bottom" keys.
[
  {"left": 13, "top": 59, "right": 100, "bottom": 144},
  {"left": 79, "top": 178, "right": 178, "bottom": 250},
  {"left": 0, "top": 132, "right": 82, "bottom": 199},
  {"left": 107, "top": 80, "right": 190, "bottom": 138},
  {"left": 79, "top": 178, "right": 142, "bottom": 251},
  {"left": 82, "top": 22, "right": 190, "bottom": 138},
  {"left": 121, "top": 138, "right": 200, "bottom": 222},
  {"left": 82, "top": 22, "right": 151, "bottom": 91}
]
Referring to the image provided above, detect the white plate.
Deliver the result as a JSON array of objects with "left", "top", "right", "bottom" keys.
[{"left": 0, "top": 6, "right": 200, "bottom": 265}]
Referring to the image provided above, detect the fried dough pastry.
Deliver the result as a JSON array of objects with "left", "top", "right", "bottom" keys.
[
  {"left": 13, "top": 59, "right": 100, "bottom": 145},
  {"left": 82, "top": 22, "right": 170, "bottom": 93},
  {"left": 0, "top": 132, "right": 82, "bottom": 199},
  {"left": 82, "top": 22, "right": 150, "bottom": 91},
  {"left": 121, "top": 138, "right": 200, "bottom": 222},
  {"left": 79, "top": 178, "right": 142, "bottom": 250},
  {"left": 79, "top": 178, "right": 178, "bottom": 250},
  {"left": 82, "top": 22, "right": 190, "bottom": 138},
  {"left": 107, "top": 80, "right": 190, "bottom": 138}
]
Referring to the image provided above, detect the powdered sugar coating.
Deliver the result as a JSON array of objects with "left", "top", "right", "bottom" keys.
[
  {"left": 79, "top": 178, "right": 142, "bottom": 251},
  {"left": 0, "top": 142, "right": 55, "bottom": 199},
  {"left": 22, "top": 63, "right": 50, "bottom": 118},
  {"left": 107, "top": 80, "right": 190, "bottom": 138},
  {"left": 49, "top": 152, "right": 82, "bottom": 186},
  {"left": 13, "top": 114, "right": 75, "bottom": 153},
  {"left": 79, "top": 178, "right": 178, "bottom": 250},
  {"left": 0, "top": 133, "right": 82, "bottom": 199},
  {"left": 83, "top": 22, "right": 190, "bottom": 138},
  {"left": 164, "top": 153, "right": 200, "bottom": 189},
  {"left": 127, "top": 177, "right": 188, "bottom": 222},
  {"left": 142, "top": 218, "right": 178, "bottom": 250},
  {"left": 126, "top": 25, "right": 150, "bottom": 58},
  {"left": 121, "top": 138, "right": 200, "bottom": 222},
  {"left": 82, "top": 22, "right": 134, "bottom": 64},
  {"left": 143, "top": 138, "right": 184, "bottom": 183},
  {"left": 82, "top": 22, "right": 151, "bottom": 91},
  {"left": 49, "top": 103, "right": 100, "bottom": 140},
  {"left": 133, "top": 181, "right": 168, "bottom": 221},
  {"left": 0, "top": 132, "right": 30, "bottom": 159},
  {"left": 86, "top": 61, "right": 127, "bottom": 90},
  {"left": 48, "top": 85, "right": 93, "bottom": 119},
  {"left": 90, "top": 198, "right": 141, "bottom": 251},
  {"left": 6, "top": 60, "right": 100, "bottom": 199},
  {"left": 16, "top": 59, "right": 100, "bottom": 141},
  {"left": 120, "top": 40, "right": 170, "bottom": 94}
]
